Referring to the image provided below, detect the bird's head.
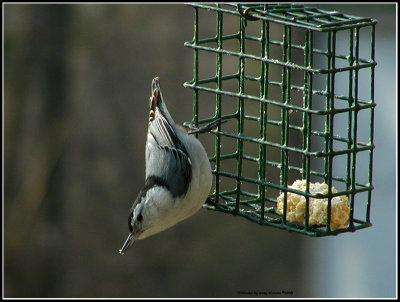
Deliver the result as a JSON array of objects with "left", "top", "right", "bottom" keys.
[{"left": 119, "top": 202, "right": 144, "bottom": 255}]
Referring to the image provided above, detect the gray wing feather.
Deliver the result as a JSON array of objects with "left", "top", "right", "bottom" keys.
[{"left": 146, "top": 111, "right": 192, "bottom": 197}]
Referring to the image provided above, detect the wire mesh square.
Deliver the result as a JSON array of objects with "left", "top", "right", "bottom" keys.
[{"left": 184, "top": 3, "right": 377, "bottom": 236}]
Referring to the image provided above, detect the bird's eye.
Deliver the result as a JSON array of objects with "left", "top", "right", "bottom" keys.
[{"left": 137, "top": 212, "right": 143, "bottom": 222}]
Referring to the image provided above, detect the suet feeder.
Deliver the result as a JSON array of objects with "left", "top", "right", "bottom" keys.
[{"left": 184, "top": 3, "right": 377, "bottom": 236}]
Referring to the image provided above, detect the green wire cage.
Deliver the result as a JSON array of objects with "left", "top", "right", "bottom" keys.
[{"left": 183, "top": 3, "right": 377, "bottom": 236}]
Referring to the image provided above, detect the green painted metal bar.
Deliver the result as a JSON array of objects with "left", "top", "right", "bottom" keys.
[
  {"left": 184, "top": 82, "right": 375, "bottom": 115},
  {"left": 192, "top": 7, "right": 199, "bottom": 135},
  {"left": 367, "top": 25, "right": 376, "bottom": 224},
  {"left": 207, "top": 129, "right": 373, "bottom": 157},
  {"left": 185, "top": 42, "right": 376, "bottom": 74},
  {"left": 258, "top": 11, "right": 268, "bottom": 223},
  {"left": 214, "top": 5, "right": 223, "bottom": 203},
  {"left": 190, "top": 38, "right": 373, "bottom": 67},
  {"left": 325, "top": 30, "right": 336, "bottom": 232},
  {"left": 196, "top": 114, "right": 371, "bottom": 149},
  {"left": 214, "top": 170, "right": 373, "bottom": 198},
  {"left": 280, "top": 25, "right": 291, "bottom": 225},
  {"left": 350, "top": 27, "right": 360, "bottom": 229},
  {"left": 197, "top": 32, "right": 373, "bottom": 67},
  {"left": 303, "top": 29, "right": 313, "bottom": 230},
  {"left": 234, "top": 13, "right": 246, "bottom": 215},
  {"left": 347, "top": 28, "right": 355, "bottom": 229}
]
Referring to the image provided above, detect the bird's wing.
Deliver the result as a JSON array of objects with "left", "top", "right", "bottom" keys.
[{"left": 145, "top": 110, "right": 192, "bottom": 198}]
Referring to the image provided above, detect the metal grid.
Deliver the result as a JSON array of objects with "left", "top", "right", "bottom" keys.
[{"left": 184, "top": 3, "right": 377, "bottom": 236}]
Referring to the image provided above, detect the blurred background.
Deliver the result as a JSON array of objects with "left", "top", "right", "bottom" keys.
[{"left": 4, "top": 3, "right": 397, "bottom": 298}]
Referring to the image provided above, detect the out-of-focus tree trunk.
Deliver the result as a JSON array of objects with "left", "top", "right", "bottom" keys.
[{"left": 5, "top": 5, "right": 71, "bottom": 297}]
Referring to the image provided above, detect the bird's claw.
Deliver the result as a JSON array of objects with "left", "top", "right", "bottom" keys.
[
  {"left": 187, "top": 118, "right": 227, "bottom": 135},
  {"left": 204, "top": 196, "right": 226, "bottom": 208}
]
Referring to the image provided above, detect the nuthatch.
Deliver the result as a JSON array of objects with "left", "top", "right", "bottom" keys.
[{"left": 119, "top": 77, "right": 219, "bottom": 255}]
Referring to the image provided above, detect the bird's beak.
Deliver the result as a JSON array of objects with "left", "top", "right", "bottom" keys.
[{"left": 118, "top": 232, "right": 137, "bottom": 255}]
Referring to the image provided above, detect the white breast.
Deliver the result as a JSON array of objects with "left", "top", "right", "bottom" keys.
[{"left": 138, "top": 128, "right": 212, "bottom": 239}]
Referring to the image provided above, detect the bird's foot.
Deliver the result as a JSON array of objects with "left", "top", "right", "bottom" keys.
[
  {"left": 204, "top": 196, "right": 226, "bottom": 208},
  {"left": 186, "top": 118, "right": 227, "bottom": 135}
]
